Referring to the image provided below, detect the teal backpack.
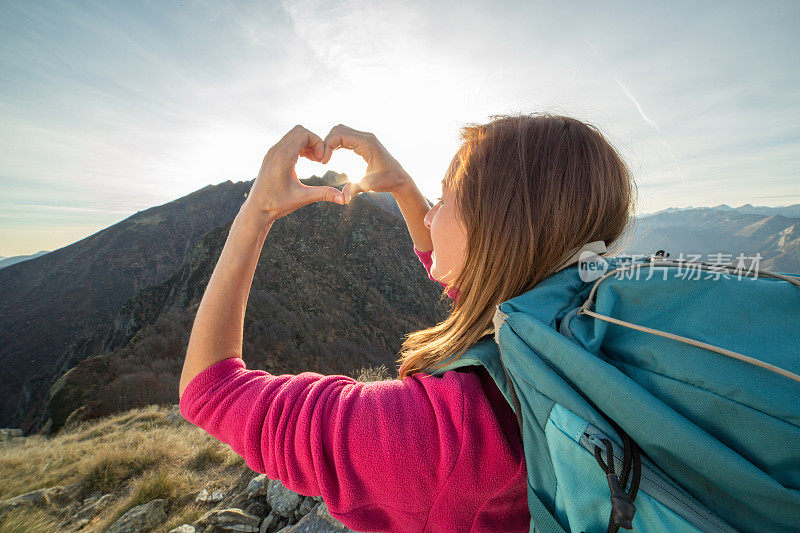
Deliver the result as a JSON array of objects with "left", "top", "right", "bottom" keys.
[{"left": 430, "top": 243, "right": 800, "bottom": 533}]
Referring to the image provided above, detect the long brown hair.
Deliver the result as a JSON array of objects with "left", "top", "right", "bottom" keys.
[{"left": 397, "top": 112, "right": 637, "bottom": 379}]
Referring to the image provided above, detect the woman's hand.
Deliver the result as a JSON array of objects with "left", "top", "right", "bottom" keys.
[
  {"left": 243, "top": 125, "right": 349, "bottom": 223},
  {"left": 322, "top": 124, "right": 411, "bottom": 202}
]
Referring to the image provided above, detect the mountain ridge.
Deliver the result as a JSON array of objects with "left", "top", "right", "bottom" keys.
[
  {"left": 40, "top": 180, "right": 449, "bottom": 434},
  {"left": 0, "top": 250, "right": 50, "bottom": 270},
  {"left": 0, "top": 175, "right": 335, "bottom": 430},
  {"left": 0, "top": 171, "right": 444, "bottom": 434},
  {"left": 3, "top": 178, "right": 799, "bottom": 433},
  {"left": 625, "top": 210, "right": 799, "bottom": 272},
  {"left": 642, "top": 203, "right": 800, "bottom": 218}
]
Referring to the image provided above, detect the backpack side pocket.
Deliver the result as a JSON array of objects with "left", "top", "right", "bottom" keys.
[{"left": 544, "top": 403, "right": 736, "bottom": 533}]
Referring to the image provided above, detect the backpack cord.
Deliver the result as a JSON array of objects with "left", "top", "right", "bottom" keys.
[
  {"left": 592, "top": 418, "right": 642, "bottom": 532},
  {"left": 577, "top": 259, "right": 800, "bottom": 384}
]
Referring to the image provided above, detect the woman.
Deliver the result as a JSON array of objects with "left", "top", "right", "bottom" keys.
[{"left": 179, "top": 114, "right": 635, "bottom": 532}]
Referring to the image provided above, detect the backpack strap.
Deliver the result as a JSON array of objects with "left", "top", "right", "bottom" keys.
[
  {"left": 503, "top": 354, "right": 569, "bottom": 533},
  {"left": 495, "top": 306, "right": 568, "bottom": 533},
  {"left": 528, "top": 492, "right": 569, "bottom": 533},
  {"left": 495, "top": 298, "right": 643, "bottom": 533}
]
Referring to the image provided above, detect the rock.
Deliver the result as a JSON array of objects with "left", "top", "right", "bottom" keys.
[
  {"left": 245, "top": 501, "right": 268, "bottom": 517},
  {"left": 0, "top": 482, "right": 80, "bottom": 516},
  {"left": 168, "top": 525, "right": 197, "bottom": 533},
  {"left": 295, "top": 496, "right": 316, "bottom": 519},
  {"left": 196, "top": 488, "right": 225, "bottom": 503},
  {"left": 266, "top": 479, "right": 301, "bottom": 518},
  {"left": 198, "top": 507, "right": 261, "bottom": 532},
  {"left": 47, "top": 483, "right": 79, "bottom": 507},
  {"left": 321, "top": 170, "right": 348, "bottom": 187},
  {"left": 0, "top": 489, "right": 47, "bottom": 513},
  {"left": 75, "top": 493, "right": 114, "bottom": 520},
  {"left": 106, "top": 498, "right": 167, "bottom": 533},
  {"left": 272, "top": 516, "right": 290, "bottom": 531},
  {"left": 164, "top": 411, "right": 185, "bottom": 424},
  {"left": 259, "top": 513, "right": 276, "bottom": 533},
  {"left": 278, "top": 501, "right": 354, "bottom": 532},
  {"left": 246, "top": 474, "right": 269, "bottom": 499}
]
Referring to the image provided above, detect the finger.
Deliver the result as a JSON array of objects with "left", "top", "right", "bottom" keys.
[
  {"left": 322, "top": 127, "right": 372, "bottom": 162},
  {"left": 322, "top": 141, "right": 333, "bottom": 164},
  {"left": 296, "top": 130, "right": 326, "bottom": 162},
  {"left": 302, "top": 184, "right": 347, "bottom": 205},
  {"left": 298, "top": 143, "right": 323, "bottom": 163},
  {"left": 274, "top": 125, "right": 326, "bottom": 168},
  {"left": 312, "top": 136, "right": 326, "bottom": 161},
  {"left": 341, "top": 181, "right": 362, "bottom": 203}
]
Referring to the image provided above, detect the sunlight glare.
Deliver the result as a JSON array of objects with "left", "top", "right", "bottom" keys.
[{"left": 296, "top": 148, "right": 368, "bottom": 186}]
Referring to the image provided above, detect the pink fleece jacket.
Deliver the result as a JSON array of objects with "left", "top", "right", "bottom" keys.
[{"left": 179, "top": 246, "right": 529, "bottom": 532}]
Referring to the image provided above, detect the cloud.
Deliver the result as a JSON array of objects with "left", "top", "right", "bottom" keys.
[
  {"left": 10, "top": 203, "right": 133, "bottom": 215},
  {"left": 1, "top": 0, "right": 800, "bottom": 255}
]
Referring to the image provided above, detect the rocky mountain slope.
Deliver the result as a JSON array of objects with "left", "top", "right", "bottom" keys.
[
  {"left": 0, "top": 179, "right": 255, "bottom": 430},
  {"left": 24, "top": 175, "right": 447, "bottom": 434},
  {"left": 0, "top": 170, "right": 426, "bottom": 433}
]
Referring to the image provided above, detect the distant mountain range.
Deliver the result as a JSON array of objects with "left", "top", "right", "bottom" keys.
[
  {"left": 640, "top": 204, "right": 800, "bottom": 218},
  {"left": 626, "top": 206, "right": 799, "bottom": 272},
  {"left": 0, "top": 250, "right": 49, "bottom": 269},
  {"left": 0, "top": 182, "right": 797, "bottom": 434},
  {"left": 644, "top": 203, "right": 800, "bottom": 219}
]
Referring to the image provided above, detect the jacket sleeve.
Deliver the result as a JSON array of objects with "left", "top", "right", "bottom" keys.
[
  {"left": 414, "top": 246, "right": 460, "bottom": 301},
  {"left": 179, "top": 357, "right": 467, "bottom": 531}
]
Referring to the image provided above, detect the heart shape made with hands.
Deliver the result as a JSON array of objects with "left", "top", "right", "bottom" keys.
[
  {"left": 299, "top": 147, "right": 367, "bottom": 200},
  {"left": 245, "top": 127, "right": 355, "bottom": 221},
  {"left": 249, "top": 124, "right": 402, "bottom": 222}
]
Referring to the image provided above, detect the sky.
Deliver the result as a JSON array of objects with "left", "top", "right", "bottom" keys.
[{"left": 1, "top": 0, "right": 798, "bottom": 257}]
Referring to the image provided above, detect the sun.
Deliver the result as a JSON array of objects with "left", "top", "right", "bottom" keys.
[{"left": 295, "top": 148, "right": 368, "bottom": 186}]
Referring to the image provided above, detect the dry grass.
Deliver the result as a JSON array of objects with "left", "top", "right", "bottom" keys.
[
  {"left": 0, "top": 362, "right": 383, "bottom": 531},
  {"left": 353, "top": 363, "right": 393, "bottom": 383},
  {"left": 0, "top": 404, "right": 246, "bottom": 532},
  {"left": 0, "top": 507, "right": 62, "bottom": 533},
  {"left": 162, "top": 501, "right": 207, "bottom": 532}
]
